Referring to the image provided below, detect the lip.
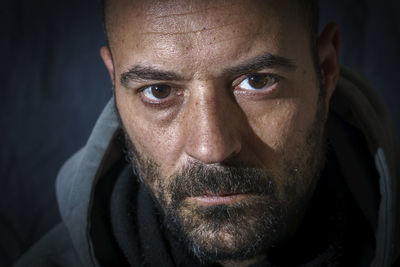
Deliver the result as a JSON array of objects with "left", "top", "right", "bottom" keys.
[{"left": 189, "top": 194, "right": 247, "bottom": 205}]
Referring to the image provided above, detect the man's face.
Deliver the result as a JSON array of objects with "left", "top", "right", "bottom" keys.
[{"left": 105, "top": 0, "right": 334, "bottom": 264}]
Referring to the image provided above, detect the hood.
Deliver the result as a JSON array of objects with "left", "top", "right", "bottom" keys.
[
  {"left": 55, "top": 67, "right": 400, "bottom": 267},
  {"left": 56, "top": 99, "right": 125, "bottom": 266},
  {"left": 328, "top": 66, "right": 400, "bottom": 266}
]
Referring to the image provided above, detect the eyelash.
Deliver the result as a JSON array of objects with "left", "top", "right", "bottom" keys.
[
  {"left": 137, "top": 73, "right": 283, "bottom": 107},
  {"left": 136, "top": 84, "right": 185, "bottom": 110},
  {"left": 234, "top": 73, "right": 282, "bottom": 91}
]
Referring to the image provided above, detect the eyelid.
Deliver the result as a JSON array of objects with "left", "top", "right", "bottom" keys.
[
  {"left": 237, "top": 71, "right": 279, "bottom": 80},
  {"left": 136, "top": 83, "right": 170, "bottom": 93},
  {"left": 135, "top": 73, "right": 283, "bottom": 106},
  {"left": 233, "top": 73, "right": 283, "bottom": 88},
  {"left": 137, "top": 83, "right": 183, "bottom": 108}
]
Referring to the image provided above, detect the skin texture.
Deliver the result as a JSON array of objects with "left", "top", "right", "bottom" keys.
[{"left": 100, "top": 0, "right": 341, "bottom": 266}]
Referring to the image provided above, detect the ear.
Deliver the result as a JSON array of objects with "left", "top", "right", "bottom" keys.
[
  {"left": 100, "top": 46, "right": 115, "bottom": 86},
  {"left": 318, "top": 23, "right": 341, "bottom": 110}
]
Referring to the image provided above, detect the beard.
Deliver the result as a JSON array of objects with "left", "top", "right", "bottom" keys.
[
  {"left": 116, "top": 96, "right": 327, "bottom": 264},
  {"left": 143, "top": 160, "right": 286, "bottom": 263}
]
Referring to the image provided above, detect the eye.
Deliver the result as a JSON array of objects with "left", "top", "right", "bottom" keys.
[
  {"left": 142, "top": 85, "right": 173, "bottom": 101},
  {"left": 237, "top": 74, "right": 278, "bottom": 91}
]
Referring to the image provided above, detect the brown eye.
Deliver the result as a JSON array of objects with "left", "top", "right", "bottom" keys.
[
  {"left": 249, "top": 75, "right": 268, "bottom": 89},
  {"left": 143, "top": 85, "right": 172, "bottom": 100},
  {"left": 238, "top": 74, "right": 277, "bottom": 91}
]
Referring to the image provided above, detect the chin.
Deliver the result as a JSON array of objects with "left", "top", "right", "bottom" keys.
[{"left": 163, "top": 196, "right": 286, "bottom": 264}]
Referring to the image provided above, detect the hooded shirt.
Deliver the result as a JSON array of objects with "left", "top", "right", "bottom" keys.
[{"left": 13, "top": 67, "right": 400, "bottom": 267}]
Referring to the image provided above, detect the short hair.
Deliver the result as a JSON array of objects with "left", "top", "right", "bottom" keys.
[
  {"left": 101, "top": 0, "right": 322, "bottom": 91},
  {"left": 300, "top": 0, "right": 320, "bottom": 55},
  {"left": 302, "top": 0, "right": 320, "bottom": 42},
  {"left": 101, "top": 0, "right": 320, "bottom": 47}
]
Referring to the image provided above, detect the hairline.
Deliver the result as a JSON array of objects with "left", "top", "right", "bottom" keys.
[
  {"left": 101, "top": 0, "right": 322, "bottom": 91},
  {"left": 102, "top": 0, "right": 319, "bottom": 45}
]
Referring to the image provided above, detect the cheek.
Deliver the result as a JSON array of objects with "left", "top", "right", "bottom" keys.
[
  {"left": 115, "top": 89, "right": 184, "bottom": 172},
  {"left": 244, "top": 98, "right": 317, "bottom": 158},
  {"left": 244, "top": 100, "right": 322, "bottom": 201}
]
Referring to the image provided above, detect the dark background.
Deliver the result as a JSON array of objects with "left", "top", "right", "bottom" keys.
[{"left": 1, "top": 0, "right": 399, "bottom": 266}]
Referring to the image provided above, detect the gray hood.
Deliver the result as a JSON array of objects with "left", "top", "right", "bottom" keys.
[
  {"left": 55, "top": 67, "right": 400, "bottom": 267},
  {"left": 56, "top": 99, "right": 123, "bottom": 266}
]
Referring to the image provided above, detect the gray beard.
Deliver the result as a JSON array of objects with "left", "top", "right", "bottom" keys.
[
  {"left": 149, "top": 161, "right": 286, "bottom": 263},
  {"left": 116, "top": 97, "right": 327, "bottom": 264}
]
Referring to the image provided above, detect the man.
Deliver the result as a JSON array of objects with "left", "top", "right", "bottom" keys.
[{"left": 14, "top": 0, "right": 400, "bottom": 266}]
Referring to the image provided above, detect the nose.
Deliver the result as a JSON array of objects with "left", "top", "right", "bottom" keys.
[{"left": 183, "top": 84, "right": 242, "bottom": 164}]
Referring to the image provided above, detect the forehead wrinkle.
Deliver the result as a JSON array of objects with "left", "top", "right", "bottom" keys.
[
  {"left": 108, "top": 0, "right": 290, "bottom": 47},
  {"left": 211, "top": 31, "right": 263, "bottom": 46},
  {"left": 137, "top": 2, "right": 255, "bottom": 37},
  {"left": 141, "top": 21, "right": 242, "bottom": 36},
  {"left": 147, "top": 3, "right": 235, "bottom": 19},
  {"left": 109, "top": 0, "right": 297, "bottom": 79}
]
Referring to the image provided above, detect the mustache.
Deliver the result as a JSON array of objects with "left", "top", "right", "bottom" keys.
[{"left": 167, "top": 162, "right": 276, "bottom": 203}]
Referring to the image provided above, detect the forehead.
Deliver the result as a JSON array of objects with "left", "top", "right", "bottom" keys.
[{"left": 107, "top": 0, "right": 306, "bottom": 75}]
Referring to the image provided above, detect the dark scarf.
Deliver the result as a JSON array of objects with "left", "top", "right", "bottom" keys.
[{"left": 110, "top": 149, "right": 374, "bottom": 267}]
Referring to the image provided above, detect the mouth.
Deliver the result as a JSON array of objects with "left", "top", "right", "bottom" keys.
[{"left": 189, "top": 193, "right": 248, "bottom": 206}]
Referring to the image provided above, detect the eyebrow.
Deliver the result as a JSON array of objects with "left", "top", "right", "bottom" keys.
[
  {"left": 120, "top": 53, "right": 296, "bottom": 87},
  {"left": 223, "top": 53, "right": 296, "bottom": 75},
  {"left": 120, "top": 66, "right": 185, "bottom": 87}
]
